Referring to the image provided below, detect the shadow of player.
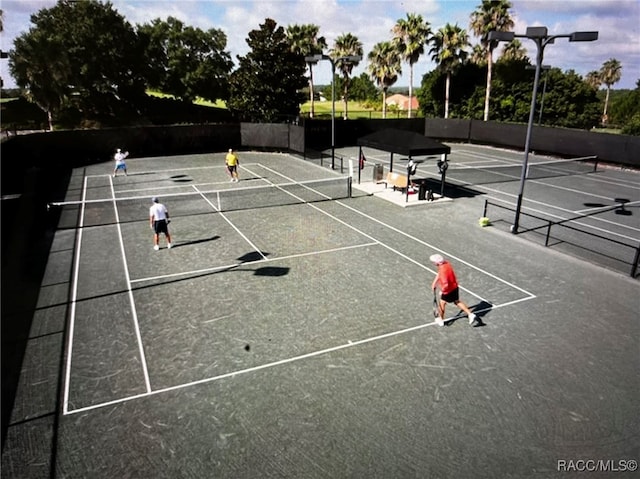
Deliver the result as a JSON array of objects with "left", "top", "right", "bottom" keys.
[
  {"left": 445, "top": 300, "right": 493, "bottom": 327},
  {"left": 170, "top": 235, "right": 220, "bottom": 249}
]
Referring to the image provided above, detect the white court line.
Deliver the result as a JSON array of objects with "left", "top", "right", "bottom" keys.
[
  {"left": 87, "top": 163, "right": 261, "bottom": 178},
  {"left": 256, "top": 163, "right": 535, "bottom": 300},
  {"left": 62, "top": 175, "right": 88, "bottom": 415},
  {"left": 131, "top": 243, "right": 378, "bottom": 284},
  {"left": 191, "top": 184, "right": 266, "bottom": 259},
  {"left": 109, "top": 176, "right": 152, "bottom": 393},
  {"left": 63, "top": 296, "right": 529, "bottom": 416}
]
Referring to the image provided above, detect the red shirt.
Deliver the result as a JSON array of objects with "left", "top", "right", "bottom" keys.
[{"left": 435, "top": 261, "right": 458, "bottom": 294}]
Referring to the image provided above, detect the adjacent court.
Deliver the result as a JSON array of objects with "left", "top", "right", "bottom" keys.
[{"left": 3, "top": 145, "right": 638, "bottom": 478}]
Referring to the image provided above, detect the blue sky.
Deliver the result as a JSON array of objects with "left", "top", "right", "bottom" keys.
[{"left": 1, "top": 0, "right": 638, "bottom": 90}]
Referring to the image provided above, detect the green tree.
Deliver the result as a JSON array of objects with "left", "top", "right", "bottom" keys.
[
  {"left": 9, "top": 0, "right": 147, "bottom": 128},
  {"left": 330, "top": 33, "right": 363, "bottom": 119},
  {"left": 138, "top": 17, "right": 232, "bottom": 103},
  {"left": 585, "top": 71, "right": 602, "bottom": 90},
  {"left": 490, "top": 60, "right": 537, "bottom": 122},
  {"left": 227, "top": 18, "right": 307, "bottom": 123},
  {"left": 469, "top": 0, "right": 514, "bottom": 121},
  {"left": 286, "top": 24, "right": 327, "bottom": 118},
  {"left": 368, "top": 41, "right": 402, "bottom": 118},
  {"left": 500, "top": 39, "right": 528, "bottom": 62},
  {"left": 536, "top": 69, "right": 600, "bottom": 129},
  {"left": 392, "top": 13, "right": 431, "bottom": 118},
  {"left": 611, "top": 79, "right": 640, "bottom": 134},
  {"left": 429, "top": 23, "right": 469, "bottom": 119},
  {"left": 470, "top": 44, "right": 486, "bottom": 66},
  {"left": 349, "top": 73, "right": 379, "bottom": 103},
  {"left": 418, "top": 61, "right": 485, "bottom": 118},
  {"left": 599, "top": 58, "right": 622, "bottom": 125}
]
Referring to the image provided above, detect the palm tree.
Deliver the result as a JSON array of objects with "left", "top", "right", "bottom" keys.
[
  {"left": 599, "top": 58, "right": 622, "bottom": 125},
  {"left": 500, "top": 39, "right": 527, "bottom": 62},
  {"left": 286, "top": 24, "right": 327, "bottom": 118},
  {"left": 429, "top": 23, "right": 469, "bottom": 119},
  {"left": 585, "top": 70, "right": 602, "bottom": 91},
  {"left": 330, "top": 33, "right": 363, "bottom": 120},
  {"left": 368, "top": 41, "right": 402, "bottom": 118},
  {"left": 469, "top": 0, "right": 514, "bottom": 121},
  {"left": 392, "top": 13, "right": 431, "bottom": 118},
  {"left": 470, "top": 44, "right": 487, "bottom": 66}
]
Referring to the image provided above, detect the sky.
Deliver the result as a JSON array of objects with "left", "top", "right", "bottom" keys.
[{"left": 1, "top": 0, "right": 639, "bottom": 90}]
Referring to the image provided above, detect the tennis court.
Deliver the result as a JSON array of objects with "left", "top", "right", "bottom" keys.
[{"left": 3, "top": 146, "right": 638, "bottom": 478}]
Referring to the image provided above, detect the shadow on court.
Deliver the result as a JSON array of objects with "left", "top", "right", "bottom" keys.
[
  {"left": 171, "top": 235, "right": 220, "bottom": 248},
  {"left": 444, "top": 300, "right": 493, "bottom": 327}
]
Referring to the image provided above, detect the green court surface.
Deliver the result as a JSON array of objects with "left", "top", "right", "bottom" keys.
[{"left": 2, "top": 147, "right": 638, "bottom": 478}]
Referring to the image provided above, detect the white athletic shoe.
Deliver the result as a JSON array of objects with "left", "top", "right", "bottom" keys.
[
  {"left": 436, "top": 318, "right": 445, "bottom": 327},
  {"left": 153, "top": 245, "right": 159, "bottom": 251},
  {"left": 468, "top": 313, "right": 477, "bottom": 325},
  {"left": 167, "top": 243, "right": 172, "bottom": 249}
]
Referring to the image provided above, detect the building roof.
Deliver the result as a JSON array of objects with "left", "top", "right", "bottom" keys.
[
  {"left": 357, "top": 128, "right": 451, "bottom": 157},
  {"left": 385, "top": 94, "right": 419, "bottom": 110}
]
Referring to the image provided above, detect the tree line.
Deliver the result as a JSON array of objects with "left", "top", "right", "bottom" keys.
[{"left": 4, "top": 0, "right": 638, "bottom": 134}]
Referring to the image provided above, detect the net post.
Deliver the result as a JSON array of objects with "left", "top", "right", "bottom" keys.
[{"left": 545, "top": 221, "right": 552, "bottom": 246}]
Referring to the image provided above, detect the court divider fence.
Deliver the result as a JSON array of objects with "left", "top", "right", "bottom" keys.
[{"left": 482, "top": 199, "right": 640, "bottom": 278}]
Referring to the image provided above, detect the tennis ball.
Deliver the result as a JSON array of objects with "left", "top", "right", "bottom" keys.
[{"left": 478, "top": 217, "right": 490, "bottom": 227}]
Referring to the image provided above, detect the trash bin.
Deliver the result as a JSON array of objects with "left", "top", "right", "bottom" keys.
[
  {"left": 418, "top": 182, "right": 428, "bottom": 200},
  {"left": 373, "top": 164, "right": 384, "bottom": 182}
]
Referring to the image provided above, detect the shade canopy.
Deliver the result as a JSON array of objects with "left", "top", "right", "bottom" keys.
[{"left": 357, "top": 129, "right": 451, "bottom": 157}]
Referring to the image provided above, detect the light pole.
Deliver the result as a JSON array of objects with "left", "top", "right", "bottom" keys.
[
  {"left": 304, "top": 54, "right": 362, "bottom": 168},
  {"left": 527, "top": 64, "right": 551, "bottom": 125},
  {"left": 488, "top": 27, "right": 597, "bottom": 233}
]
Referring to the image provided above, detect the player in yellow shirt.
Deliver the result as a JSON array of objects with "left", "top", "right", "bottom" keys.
[{"left": 225, "top": 148, "right": 240, "bottom": 182}]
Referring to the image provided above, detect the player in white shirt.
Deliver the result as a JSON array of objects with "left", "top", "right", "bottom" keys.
[
  {"left": 149, "top": 197, "right": 172, "bottom": 250},
  {"left": 113, "top": 148, "right": 129, "bottom": 177}
]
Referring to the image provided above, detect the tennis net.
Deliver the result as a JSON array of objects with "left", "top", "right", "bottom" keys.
[
  {"left": 445, "top": 156, "right": 598, "bottom": 185},
  {"left": 49, "top": 176, "right": 351, "bottom": 229}
]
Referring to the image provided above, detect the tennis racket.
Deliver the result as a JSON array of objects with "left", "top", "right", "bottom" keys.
[{"left": 432, "top": 288, "right": 440, "bottom": 318}]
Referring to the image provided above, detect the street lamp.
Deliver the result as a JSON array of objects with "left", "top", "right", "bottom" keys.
[
  {"left": 488, "top": 27, "right": 597, "bottom": 233},
  {"left": 304, "top": 53, "right": 362, "bottom": 168}
]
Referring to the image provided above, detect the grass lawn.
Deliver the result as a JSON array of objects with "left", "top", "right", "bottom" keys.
[
  {"left": 147, "top": 90, "right": 412, "bottom": 119},
  {"left": 301, "top": 100, "right": 412, "bottom": 119}
]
